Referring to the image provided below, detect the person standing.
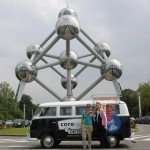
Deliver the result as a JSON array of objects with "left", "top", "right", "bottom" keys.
[
  {"left": 81, "top": 104, "right": 93, "bottom": 149},
  {"left": 94, "top": 102, "right": 110, "bottom": 148}
]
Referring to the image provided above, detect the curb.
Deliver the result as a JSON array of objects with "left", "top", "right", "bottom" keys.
[{"left": 0, "top": 134, "right": 26, "bottom": 136}]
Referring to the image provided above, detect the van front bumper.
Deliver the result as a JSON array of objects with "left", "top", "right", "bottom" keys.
[{"left": 26, "top": 133, "right": 38, "bottom": 141}]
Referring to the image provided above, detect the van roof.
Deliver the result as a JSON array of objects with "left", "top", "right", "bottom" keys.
[{"left": 39, "top": 99, "right": 124, "bottom": 107}]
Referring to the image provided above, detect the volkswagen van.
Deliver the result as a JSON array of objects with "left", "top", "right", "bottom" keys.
[{"left": 27, "top": 99, "right": 131, "bottom": 148}]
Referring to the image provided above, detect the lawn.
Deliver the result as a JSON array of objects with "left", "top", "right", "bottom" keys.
[{"left": 0, "top": 127, "right": 28, "bottom": 135}]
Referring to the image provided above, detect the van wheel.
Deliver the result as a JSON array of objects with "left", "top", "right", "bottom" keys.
[
  {"left": 41, "top": 134, "right": 56, "bottom": 148},
  {"left": 107, "top": 135, "right": 120, "bottom": 148}
]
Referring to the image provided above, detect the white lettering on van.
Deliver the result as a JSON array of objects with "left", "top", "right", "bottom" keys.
[{"left": 58, "top": 119, "right": 81, "bottom": 130}]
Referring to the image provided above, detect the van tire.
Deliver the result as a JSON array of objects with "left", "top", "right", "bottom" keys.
[
  {"left": 40, "top": 134, "right": 56, "bottom": 148},
  {"left": 107, "top": 135, "right": 120, "bottom": 148}
]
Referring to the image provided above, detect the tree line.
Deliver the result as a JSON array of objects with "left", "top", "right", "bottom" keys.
[
  {"left": 0, "top": 81, "right": 150, "bottom": 121},
  {"left": 0, "top": 82, "right": 38, "bottom": 121},
  {"left": 121, "top": 81, "right": 150, "bottom": 118}
]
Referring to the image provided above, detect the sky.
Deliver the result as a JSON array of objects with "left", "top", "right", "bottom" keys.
[{"left": 0, "top": 0, "right": 150, "bottom": 104}]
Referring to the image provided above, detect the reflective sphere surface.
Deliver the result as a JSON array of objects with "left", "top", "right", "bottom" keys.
[
  {"left": 58, "top": 7, "right": 78, "bottom": 18},
  {"left": 61, "top": 74, "right": 78, "bottom": 89},
  {"left": 94, "top": 42, "right": 111, "bottom": 57},
  {"left": 62, "top": 96, "right": 76, "bottom": 101},
  {"left": 56, "top": 15, "right": 80, "bottom": 40},
  {"left": 60, "top": 51, "right": 78, "bottom": 69},
  {"left": 15, "top": 60, "right": 37, "bottom": 83},
  {"left": 26, "top": 44, "right": 42, "bottom": 59},
  {"left": 100, "top": 59, "right": 122, "bottom": 81}
]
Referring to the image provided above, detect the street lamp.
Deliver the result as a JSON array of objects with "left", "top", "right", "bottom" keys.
[
  {"left": 138, "top": 93, "right": 142, "bottom": 118},
  {"left": 23, "top": 104, "right": 26, "bottom": 127}
]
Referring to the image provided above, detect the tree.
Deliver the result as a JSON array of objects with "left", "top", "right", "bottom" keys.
[
  {"left": 121, "top": 89, "right": 139, "bottom": 118},
  {"left": 19, "top": 94, "right": 38, "bottom": 120},
  {"left": 0, "top": 82, "right": 23, "bottom": 120},
  {"left": 137, "top": 81, "right": 150, "bottom": 116},
  {"left": 0, "top": 82, "right": 15, "bottom": 100}
]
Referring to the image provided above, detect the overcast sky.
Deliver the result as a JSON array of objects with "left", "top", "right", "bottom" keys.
[{"left": 0, "top": 0, "right": 150, "bottom": 104}]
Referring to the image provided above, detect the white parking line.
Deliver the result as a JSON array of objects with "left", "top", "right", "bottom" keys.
[{"left": 133, "top": 134, "right": 150, "bottom": 141}]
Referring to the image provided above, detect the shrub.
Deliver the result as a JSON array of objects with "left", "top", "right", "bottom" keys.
[
  {"left": 130, "top": 119, "right": 136, "bottom": 128},
  {"left": 6, "top": 124, "right": 13, "bottom": 128}
]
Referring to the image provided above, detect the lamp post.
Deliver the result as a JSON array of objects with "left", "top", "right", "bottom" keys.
[
  {"left": 138, "top": 93, "right": 142, "bottom": 118},
  {"left": 32, "top": 109, "right": 33, "bottom": 116},
  {"left": 23, "top": 104, "right": 26, "bottom": 127}
]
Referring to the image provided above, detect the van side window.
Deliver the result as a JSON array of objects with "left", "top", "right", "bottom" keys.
[
  {"left": 60, "top": 107, "right": 72, "bottom": 116},
  {"left": 45, "top": 107, "right": 56, "bottom": 116},
  {"left": 40, "top": 107, "right": 49, "bottom": 116},
  {"left": 106, "top": 104, "right": 120, "bottom": 114},
  {"left": 76, "top": 106, "right": 86, "bottom": 115}
]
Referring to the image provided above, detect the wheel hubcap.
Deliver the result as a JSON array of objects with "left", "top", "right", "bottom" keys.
[
  {"left": 44, "top": 136, "right": 53, "bottom": 147},
  {"left": 108, "top": 136, "right": 117, "bottom": 147}
]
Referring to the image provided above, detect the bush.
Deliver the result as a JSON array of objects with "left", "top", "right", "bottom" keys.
[
  {"left": 0, "top": 124, "right": 6, "bottom": 129},
  {"left": 130, "top": 119, "right": 136, "bottom": 128},
  {"left": 6, "top": 124, "right": 13, "bottom": 128}
]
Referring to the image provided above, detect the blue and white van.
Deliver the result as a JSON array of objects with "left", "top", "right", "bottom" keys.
[{"left": 27, "top": 99, "right": 131, "bottom": 148}]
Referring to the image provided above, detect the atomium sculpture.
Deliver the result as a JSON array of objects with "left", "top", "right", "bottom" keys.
[{"left": 15, "top": 7, "right": 123, "bottom": 101}]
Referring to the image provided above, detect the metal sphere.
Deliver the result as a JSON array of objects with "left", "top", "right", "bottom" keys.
[
  {"left": 61, "top": 74, "right": 78, "bottom": 89},
  {"left": 26, "top": 44, "right": 42, "bottom": 59},
  {"left": 55, "top": 15, "right": 80, "bottom": 40},
  {"left": 100, "top": 59, "right": 122, "bottom": 81},
  {"left": 59, "top": 50, "right": 78, "bottom": 69},
  {"left": 94, "top": 42, "right": 111, "bottom": 57},
  {"left": 62, "top": 96, "right": 76, "bottom": 101},
  {"left": 15, "top": 60, "right": 37, "bottom": 83},
  {"left": 58, "top": 7, "right": 78, "bottom": 18}
]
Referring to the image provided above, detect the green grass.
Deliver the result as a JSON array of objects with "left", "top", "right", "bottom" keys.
[{"left": 0, "top": 127, "right": 28, "bottom": 135}]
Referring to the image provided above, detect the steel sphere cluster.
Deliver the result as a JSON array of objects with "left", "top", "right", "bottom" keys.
[{"left": 15, "top": 6, "right": 123, "bottom": 101}]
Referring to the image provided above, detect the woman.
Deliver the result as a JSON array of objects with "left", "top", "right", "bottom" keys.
[
  {"left": 94, "top": 102, "right": 110, "bottom": 148},
  {"left": 81, "top": 104, "right": 93, "bottom": 149}
]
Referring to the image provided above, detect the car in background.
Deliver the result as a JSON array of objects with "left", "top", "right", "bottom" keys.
[
  {"left": 25, "top": 120, "right": 31, "bottom": 127},
  {"left": 13, "top": 119, "right": 25, "bottom": 127},
  {"left": 0, "top": 120, "right": 6, "bottom": 129},
  {"left": 138, "top": 116, "right": 150, "bottom": 124},
  {"left": 6, "top": 120, "right": 13, "bottom": 125}
]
